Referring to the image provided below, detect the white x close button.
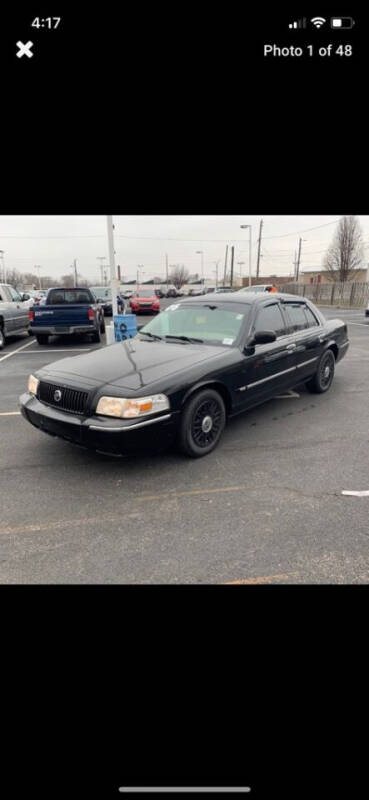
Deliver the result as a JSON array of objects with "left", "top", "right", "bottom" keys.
[{"left": 16, "top": 41, "right": 34, "bottom": 58}]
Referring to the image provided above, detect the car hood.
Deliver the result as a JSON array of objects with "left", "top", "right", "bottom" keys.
[{"left": 38, "top": 338, "right": 229, "bottom": 393}]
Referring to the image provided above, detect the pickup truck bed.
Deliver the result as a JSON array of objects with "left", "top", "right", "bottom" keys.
[{"left": 29, "top": 288, "right": 105, "bottom": 345}]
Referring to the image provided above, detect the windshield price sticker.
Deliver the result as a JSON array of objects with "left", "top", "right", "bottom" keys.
[
  {"left": 222, "top": 338, "right": 234, "bottom": 345},
  {"left": 167, "top": 304, "right": 180, "bottom": 311}
]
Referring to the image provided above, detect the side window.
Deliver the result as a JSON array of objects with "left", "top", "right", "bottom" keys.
[
  {"left": 304, "top": 306, "right": 319, "bottom": 328},
  {"left": 253, "top": 303, "right": 286, "bottom": 338},
  {"left": 7, "top": 286, "right": 22, "bottom": 302},
  {"left": 284, "top": 303, "right": 308, "bottom": 332}
]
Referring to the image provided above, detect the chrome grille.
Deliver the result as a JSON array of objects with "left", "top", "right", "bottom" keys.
[{"left": 38, "top": 382, "right": 88, "bottom": 415}]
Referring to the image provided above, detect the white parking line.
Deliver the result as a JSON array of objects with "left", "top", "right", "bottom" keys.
[
  {"left": 0, "top": 411, "right": 21, "bottom": 416},
  {"left": 0, "top": 339, "right": 34, "bottom": 363},
  {"left": 23, "top": 348, "right": 93, "bottom": 353},
  {"left": 347, "top": 322, "right": 369, "bottom": 327}
]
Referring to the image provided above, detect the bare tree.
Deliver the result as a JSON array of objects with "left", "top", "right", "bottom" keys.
[
  {"left": 4, "top": 268, "right": 23, "bottom": 287},
  {"left": 323, "top": 216, "right": 365, "bottom": 282},
  {"left": 169, "top": 264, "right": 189, "bottom": 289}
]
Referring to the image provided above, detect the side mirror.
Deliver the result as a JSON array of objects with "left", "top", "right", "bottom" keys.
[
  {"left": 21, "top": 294, "right": 30, "bottom": 301},
  {"left": 252, "top": 330, "right": 277, "bottom": 345}
]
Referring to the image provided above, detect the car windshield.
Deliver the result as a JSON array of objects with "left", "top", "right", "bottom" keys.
[
  {"left": 137, "top": 290, "right": 155, "bottom": 298},
  {"left": 90, "top": 287, "right": 112, "bottom": 300},
  {"left": 47, "top": 289, "right": 93, "bottom": 304},
  {"left": 139, "top": 302, "right": 250, "bottom": 346}
]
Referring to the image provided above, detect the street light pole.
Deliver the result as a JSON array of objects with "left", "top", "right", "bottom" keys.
[
  {"left": 240, "top": 225, "right": 252, "bottom": 286},
  {"left": 137, "top": 265, "right": 144, "bottom": 290},
  {"left": 237, "top": 262, "right": 245, "bottom": 286},
  {"left": 196, "top": 251, "right": 204, "bottom": 286},
  {"left": 296, "top": 238, "right": 307, "bottom": 282},
  {"left": 106, "top": 215, "right": 118, "bottom": 318},
  {"left": 35, "top": 265, "right": 42, "bottom": 290},
  {"left": 97, "top": 257, "right": 106, "bottom": 286}
]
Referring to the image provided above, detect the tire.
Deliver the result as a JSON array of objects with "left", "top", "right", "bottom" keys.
[
  {"left": 28, "top": 328, "right": 34, "bottom": 336},
  {"left": 100, "top": 318, "right": 105, "bottom": 334},
  {"left": 306, "top": 349, "right": 335, "bottom": 394},
  {"left": 91, "top": 326, "right": 101, "bottom": 343},
  {"left": 179, "top": 388, "right": 226, "bottom": 458},
  {"left": 0, "top": 326, "right": 5, "bottom": 350},
  {"left": 36, "top": 335, "right": 49, "bottom": 345}
]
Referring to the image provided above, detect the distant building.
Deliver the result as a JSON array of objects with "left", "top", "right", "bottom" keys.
[{"left": 299, "top": 268, "right": 368, "bottom": 285}]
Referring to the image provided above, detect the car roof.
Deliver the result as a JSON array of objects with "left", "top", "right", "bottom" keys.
[{"left": 179, "top": 292, "right": 307, "bottom": 304}]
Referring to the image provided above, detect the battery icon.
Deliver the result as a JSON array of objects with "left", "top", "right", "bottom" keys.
[{"left": 330, "top": 17, "right": 355, "bottom": 28}]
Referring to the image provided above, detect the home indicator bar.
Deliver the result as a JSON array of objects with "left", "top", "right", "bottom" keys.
[{"left": 119, "top": 790, "right": 251, "bottom": 794}]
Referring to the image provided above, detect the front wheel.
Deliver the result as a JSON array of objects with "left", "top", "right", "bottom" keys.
[
  {"left": 36, "top": 335, "right": 49, "bottom": 345},
  {"left": 306, "top": 349, "right": 335, "bottom": 393},
  {"left": 179, "top": 388, "right": 226, "bottom": 458},
  {"left": 0, "top": 327, "right": 5, "bottom": 350},
  {"left": 100, "top": 318, "right": 105, "bottom": 334}
]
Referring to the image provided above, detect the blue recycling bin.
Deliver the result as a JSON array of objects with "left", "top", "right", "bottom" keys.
[{"left": 113, "top": 314, "right": 137, "bottom": 342}]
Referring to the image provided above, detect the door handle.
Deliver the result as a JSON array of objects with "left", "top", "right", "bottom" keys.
[{"left": 286, "top": 343, "right": 297, "bottom": 351}]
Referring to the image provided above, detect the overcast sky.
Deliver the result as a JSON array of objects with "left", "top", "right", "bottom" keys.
[{"left": 1, "top": 215, "right": 369, "bottom": 284}]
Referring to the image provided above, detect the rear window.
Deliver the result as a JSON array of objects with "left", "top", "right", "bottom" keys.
[{"left": 47, "top": 289, "right": 93, "bottom": 304}]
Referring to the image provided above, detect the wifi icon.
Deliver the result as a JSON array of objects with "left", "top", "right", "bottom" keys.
[{"left": 311, "top": 16, "right": 326, "bottom": 28}]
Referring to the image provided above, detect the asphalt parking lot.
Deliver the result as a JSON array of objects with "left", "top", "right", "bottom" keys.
[{"left": 1, "top": 302, "right": 369, "bottom": 584}]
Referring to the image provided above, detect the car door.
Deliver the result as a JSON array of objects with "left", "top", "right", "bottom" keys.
[
  {"left": 236, "top": 300, "right": 298, "bottom": 408},
  {"left": 0, "top": 285, "right": 16, "bottom": 332},
  {"left": 7, "top": 285, "right": 29, "bottom": 331},
  {"left": 281, "top": 300, "right": 325, "bottom": 382}
]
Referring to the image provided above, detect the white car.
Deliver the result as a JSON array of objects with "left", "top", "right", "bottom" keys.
[{"left": 236, "top": 284, "right": 276, "bottom": 293}]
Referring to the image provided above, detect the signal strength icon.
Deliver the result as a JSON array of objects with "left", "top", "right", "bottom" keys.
[
  {"left": 289, "top": 18, "right": 306, "bottom": 29},
  {"left": 311, "top": 17, "right": 326, "bottom": 28}
]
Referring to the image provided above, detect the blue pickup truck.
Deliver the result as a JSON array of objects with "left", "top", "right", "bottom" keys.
[{"left": 29, "top": 287, "right": 105, "bottom": 345}]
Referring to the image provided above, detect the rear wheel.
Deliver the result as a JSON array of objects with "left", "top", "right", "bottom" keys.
[
  {"left": 100, "top": 317, "right": 105, "bottom": 334},
  {"left": 91, "top": 326, "right": 101, "bottom": 343},
  {"left": 306, "top": 349, "right": 335, "bottom": 393},
  {"left": 0, "top": 326, "right": 5, "bottom": 350},
  {"left": 28, "top": 328, "right": 34, "bottom": 336},
  {"left": 36, "top": 334, "right": 49, "bottom": 345},
  {"left": 179, "top": 388, "right": 226, "bottom": 458}
]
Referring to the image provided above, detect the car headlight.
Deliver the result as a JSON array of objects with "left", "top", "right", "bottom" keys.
[
  {"left": 95, "top": 394, "right": 170, "bottom": 419},
  {"left": 28, "top": 374, "right": 39, "bottom": 396}
]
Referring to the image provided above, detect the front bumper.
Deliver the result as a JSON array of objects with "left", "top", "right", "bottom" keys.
[
  {"left": 130, "top": 306, "right": 160, "bottom": 314},
  {"left": 20, "top": 393, "right": 179, "bottom": 456},
  {"left": 30, "top": 325, "right": 97, "bottom": 335}
]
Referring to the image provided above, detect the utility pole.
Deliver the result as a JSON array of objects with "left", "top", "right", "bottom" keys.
[
  {"left": 165, "top": 253, "right": 169, "bottom": 291},
  {"left": 213, "top": 260, "right": 220, "bottom": 288},
  {"left": 293, "top": 251, "right": 297, "bottom": 281},
  {"left": 106, "top": 215, "right": 118, "bottom": 318},
  {"left": 230, "top": 246, "right": 235, "bottom": 287},
  {"left": 73, "top": 259, "right": 77, "bottom": 287},
  {"left": 223, "top": 245, "right": 228, "bottom": 286},
  {"left": 296, "top": 237, "right": 302, "bottom": 281},
  {"left": 256, "top": 219, "right": 263, "bottom": 279}
]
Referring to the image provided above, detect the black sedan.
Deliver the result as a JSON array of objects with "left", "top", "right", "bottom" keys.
[{"left": 19, "top": 293, "right": 349, "bottom": 458}]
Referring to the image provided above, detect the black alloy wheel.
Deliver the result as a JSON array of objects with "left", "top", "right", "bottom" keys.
[
  {"left": 179, "top": 388, "right": 226, "bottom": 457},
  {"left": 306, "top": 349, "right": 335, "bottom": 393}
]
